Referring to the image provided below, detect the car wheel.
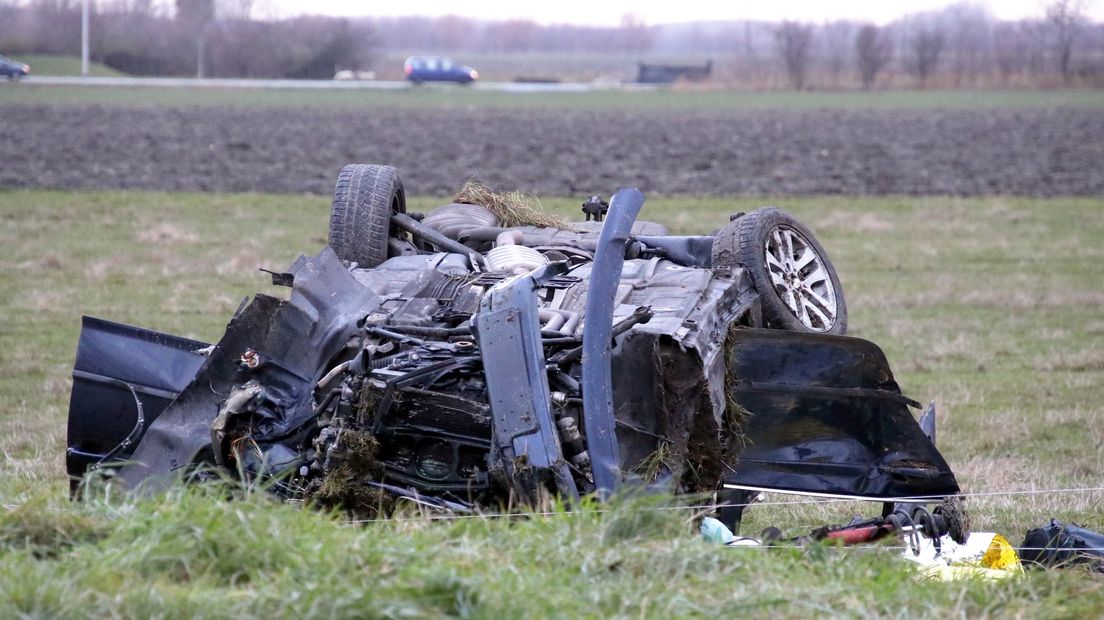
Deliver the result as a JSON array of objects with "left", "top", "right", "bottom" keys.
[
  {"left": 712, "top": 207, "right": 847, "bottom": 334},
  {"left": 328, "top": 164, "right": 406, "bottom": 268}
]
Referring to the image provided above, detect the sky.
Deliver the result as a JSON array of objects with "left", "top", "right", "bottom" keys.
[{"left": 271, "top": 0, "right": 1104, "bottom": 25}]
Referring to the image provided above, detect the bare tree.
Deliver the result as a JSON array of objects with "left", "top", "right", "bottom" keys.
[
  {"left": 0, "top": 0, "right": 33, "bottom": 52},
  {"left": 945, "top": 3, "right": 993, "bottom": 86},
  {"left": 908, "top": 28, "right": 944, "bottom": 87},
  {"left": 619, "top": 13, "right": 654, "bottom": 53},
  {"left": 485, "top": 19, "right": 538, "bottom": 52},
  {"left": 855, "top": 24, "right": 891, "bottom": 90},
  {"left": 282, "top": 17, "right": 360, "bottom": 79},
  {"left": 1047, "top": 0, "right": 1087, "bottom": 84},
  {"left": 433, "top": 15, "right": 474, "bottom": 51},
  {"left": 1021, "top": 19, "right": 1048, "bottom": 77},
  {"left": 820, "top": 21, "right": 855, "bottom": 87},
  {"left": 218, "top": 0, "right": 253, "bottom": 21},
  {"left": 993, "top": 22, "right": 1030, "bottom": 85},
  {"left": 775, "top": 21, "right": 813, "bottom": 89},
  {"left": 176, "top": 0, "right": 213, "bottom": 31},
  {"left": 737, "top": 21, "right": 764, "bottom": 85},
  {"left": 98, "top": 0, "right": 158, "bottom": 68},
  {"left": 24, "top": 0, "right": 82, "bottom": 54},
  {"left": 176, "top": 0, "right": 214, "bottom": 77}
]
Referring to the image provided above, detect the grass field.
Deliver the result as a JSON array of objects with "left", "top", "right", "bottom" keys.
[
  {"left": 1, "top": 189, "right": 1103, "bottom": 617},
  {"left": 2, "top": 83, "right": 1104, "bottom": 111},
  {"left": 11, "top": 54, "right": 125, "bottom": 78}
]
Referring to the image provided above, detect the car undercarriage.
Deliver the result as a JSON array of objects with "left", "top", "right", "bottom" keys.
[{"left": 67, "top": 164, "right": 962, "bottom": 533}]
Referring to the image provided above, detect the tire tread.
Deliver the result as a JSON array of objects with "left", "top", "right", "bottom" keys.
[{"left": 328, "top": 164, "right": 405, "bottom": 267}]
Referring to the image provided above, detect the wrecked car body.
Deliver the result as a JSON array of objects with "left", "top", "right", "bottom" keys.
[{"left": 67, "top": 163, "right": 961, "bottom": 521}]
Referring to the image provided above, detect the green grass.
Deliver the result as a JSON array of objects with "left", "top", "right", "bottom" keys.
[
  {"left": 12, "top": 54, "right": 125, "bottom": 77},
  {"left": 2, "top": 189, "right": 1103, "bottom": 617},
  {"left": 7, "top": 488, "right": 1102, "bottom": 619},
  {"left": 2, "top": 84, "right": 1103, "bottom": 111}
]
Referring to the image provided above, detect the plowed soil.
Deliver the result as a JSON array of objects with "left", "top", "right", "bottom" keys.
[{"left": 2, "top": 105, "right": 1102, "bottom": 196}]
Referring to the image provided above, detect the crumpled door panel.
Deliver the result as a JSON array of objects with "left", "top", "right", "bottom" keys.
[{"left": 723, "top": 328, "right": 959, "bottom": 500}]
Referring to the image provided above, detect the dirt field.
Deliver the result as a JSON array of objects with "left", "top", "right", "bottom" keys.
[{"left": 3, "top": 104, "right": 1103, "bottom": 196}]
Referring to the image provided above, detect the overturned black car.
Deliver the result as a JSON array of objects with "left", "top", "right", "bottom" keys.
[{"left": 67, "top": 164, "right": 960, "bottom": 524}]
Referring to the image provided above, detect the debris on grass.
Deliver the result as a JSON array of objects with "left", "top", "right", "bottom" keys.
[
  {"left": 902, "top": 532, "right": 1023, "bottom": 581},
  {"left": 1020, "top": 520, "right": 1104, "bottom": 573}
]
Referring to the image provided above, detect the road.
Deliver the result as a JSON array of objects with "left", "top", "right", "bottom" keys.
[{"left": 20, "top": 75, "right": 655, "bottom": 93}]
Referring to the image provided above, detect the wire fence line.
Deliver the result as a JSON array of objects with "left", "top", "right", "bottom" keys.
[{"left": 338, "top": 485, "right": 1104, "bottom": 525}]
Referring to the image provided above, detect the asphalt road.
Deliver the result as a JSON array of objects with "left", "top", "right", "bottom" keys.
[{"left": 20, "top": 75, "right": 651, "bottom": 93}]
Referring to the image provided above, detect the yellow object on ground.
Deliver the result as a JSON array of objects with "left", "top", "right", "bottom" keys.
[
  {"left": 902, "top": 532, "right": 1023, "bottom": 580},
  {"left": 981, "top": 534, "right": 1021, "bottom": 571}
]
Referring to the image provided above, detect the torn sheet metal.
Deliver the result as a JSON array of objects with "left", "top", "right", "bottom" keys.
[{"left": 114, "top": 247, "right": 380, "bottom": 492}]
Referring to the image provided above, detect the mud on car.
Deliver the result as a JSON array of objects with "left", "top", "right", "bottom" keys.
[{"left": 67, "top": 164, "right": 961, "bottom": 530}]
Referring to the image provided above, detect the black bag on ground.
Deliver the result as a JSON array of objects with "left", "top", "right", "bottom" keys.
[{"left": 1020, "top": 519, "right": 1104, "bottom": 572}]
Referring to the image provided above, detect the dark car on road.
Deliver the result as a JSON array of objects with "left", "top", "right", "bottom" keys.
[
  {"left": 404, "top": 56, "right": 478, "bottom": 84},
  {"left": 0, "top": 54, "right": 30, "bottom": 80}
]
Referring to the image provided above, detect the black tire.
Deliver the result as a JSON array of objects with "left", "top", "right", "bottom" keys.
[
  {"left": 712, "top": 207, "right": 847, "bottom": 334},
  {"left": 328, "top": 164, "right": 406, "bottom": 268}
]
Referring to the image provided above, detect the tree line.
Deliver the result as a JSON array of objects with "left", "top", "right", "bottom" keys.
[
  {"left": 0, "top": 0, "right": 368, "bottom": 78},
  {"left": 0, "top": 0, "right": 1100, "bottom": 87},
  {"left": 761, "top": 0, "right": 1101, "bottom": 89}
]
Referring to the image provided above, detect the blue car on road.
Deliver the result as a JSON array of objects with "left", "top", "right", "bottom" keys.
[
  {"left": 0, "top": 54, "right": 30, "bottom": 80},
  {"left": 404, "top": 56, "right": 478, "bottom": 84}
]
